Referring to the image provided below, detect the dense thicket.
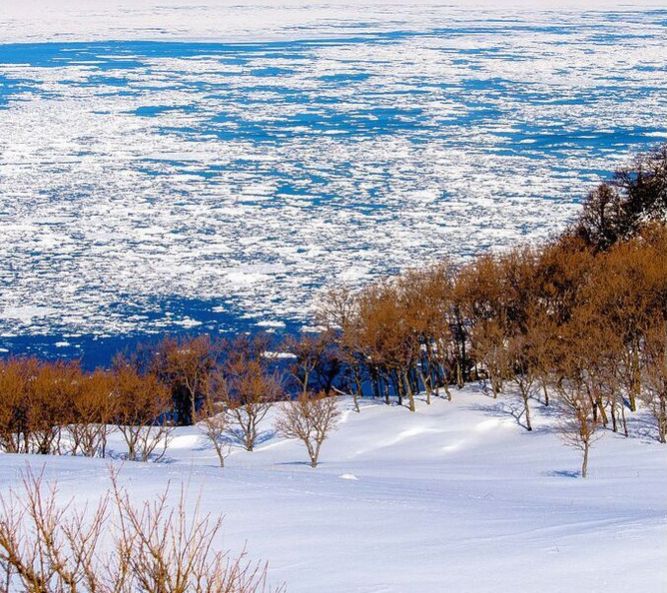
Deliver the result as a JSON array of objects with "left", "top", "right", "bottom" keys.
[
  {"left": 575, "top": 143, "right": 666, "bottom": 249},
  {"left": 313, "top": 144, "right": 667, "bottom": 449},
  {"left": 319, "top": 224, "right": 665, "bottom": 434}
]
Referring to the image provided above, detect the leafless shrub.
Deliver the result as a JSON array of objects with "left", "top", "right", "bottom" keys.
[
  {"left": 0, "top": 467, "right": 283, "bottom": 593},
  {"left": 275, "top": 392, "right": 340, "bottom": 468},
  {"left": 197, "top": 396, "right": 232, "bottom": 467}
]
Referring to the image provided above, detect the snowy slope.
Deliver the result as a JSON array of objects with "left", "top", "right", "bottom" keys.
[{"left": 0, "top": 387, "right": 664, "bottom": 592}]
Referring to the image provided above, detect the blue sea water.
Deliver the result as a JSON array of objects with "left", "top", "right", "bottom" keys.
[
  {"left": 0, "top": 13, "right": 665, "bottom": 367},
  {"left": 0, "top": 34, "right": 661, "bottom": 147}
]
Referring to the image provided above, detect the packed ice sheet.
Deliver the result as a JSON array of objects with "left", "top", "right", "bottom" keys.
[
  {"left": 2, "top": 0, "right": 666, "bottom": 44},
  {"left": 0, "top": 6, "right": 665, "bottom": 351}
]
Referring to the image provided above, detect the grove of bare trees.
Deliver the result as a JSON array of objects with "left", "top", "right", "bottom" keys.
[{"left": 0, "top": 143, "right": 663, "bottom": 477}]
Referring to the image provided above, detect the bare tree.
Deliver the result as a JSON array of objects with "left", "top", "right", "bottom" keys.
[
  {"left": 506, "top": 334, "right": 538, "bottom": 432},
  {"left": 471, "top": 320, "right": 509, "bottom": 399},
  {"left": 29, "top": 361, "right": 82, "bottom": 455},
  {"left": 275, "top": 392, "right": 340, "bottom": 468},
  {"left": 197, "top": 393, "right": 232, "bottom": 467},
  {"left": 154, "top": 334, "right": 219, "bottom": 426},
  {"left": 113, "top": 356, "right": 173, "bottom": 462},
  {"left": 225, "top": 366, "right": 282, "bottom": 452},
  {"left": 642, "top": 321, "right": 667, "bottom": 443},
  {"left": 315, "top": 285, "right": 365, "bottom": 412},
  {"left": 556, "top": 378, "right": 602, "bottom": 478},
  {"left": 284, "top": 331, "right": 340, "bottom": 396},
  {"left": 69, "top": 370, "right": 116, "bottom": 458},
  {"left": 221, "top": 336, "right": 283, "bottom": 452},
  {"left": 0, "top": 358, "right": 36, "bottom": 454}
]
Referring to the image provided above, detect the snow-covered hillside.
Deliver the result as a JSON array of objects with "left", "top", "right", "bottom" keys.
[{"left": 0, "top": 387, "right": 664, "bottom": 592}]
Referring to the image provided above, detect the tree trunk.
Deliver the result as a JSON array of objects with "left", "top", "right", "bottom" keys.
[
  {"left": 311, "top": 441, "right": 322, "bottom": 468},
  {"left": 459, "top": 329, "right": 468, "bottom": 385},
  {"left": 582, "top": 441, "right": 589, "bottom": 478},
  {"left": 417, "top": 369, "right": 432, "bottom": 405},
  {"left": 216, "top": 446, "right": 226, "bottom": 467},
  {"left": 306, "top": 441, "right": 317, "bottom": 467},
  {"left": 191, "top": 391, "right": 197, "bottom": 427},
  {"left": 394, "top": 372, "right": 403, "bottom": 407},
  {"left": 610, "top": 397, "right": 618, "bottom": 433},
  {"left": 402, "top": 371, "right": 415, "bottom": 412},
  {"left": 621, "top": 399, "right": 629, "bottom": 438},
  {"left": 352, "top": 366, "right": 363, "bottom": 412},
  {"left": 596, "top": 395, "right": 608, "bottom": 427},
  {"left": 455, "top": 359, "right": 463, "bottom": 390},
  {"left": 490, "top": 373, "right": 500, "bottom": 399},
  {"left": 542, "top": 380, "right": 549, "bottom": 406},
  {"left": 371, "top": 367, "right": 380, "bottom": 400},
  {"left": 523, "top": 391, "right": 532, "bottom": 432},
  {"left": 630, "top": 347, "right": 641, "bottom": 412}
]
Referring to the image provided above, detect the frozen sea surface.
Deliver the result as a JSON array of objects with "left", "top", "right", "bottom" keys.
[{"left": 0, "top": 6, "right": 666, "bottom": 363}]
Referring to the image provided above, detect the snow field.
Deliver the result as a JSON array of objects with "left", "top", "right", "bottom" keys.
[
  {"left": 0, "top": 386, "right": 664, "bottom": 592},
  {"left": 2, "top": 0, "right": 666, "bottom": 44}
]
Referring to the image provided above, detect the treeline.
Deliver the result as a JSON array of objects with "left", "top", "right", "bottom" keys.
[
  {"left": 574, "top": 143, "right": 666, "bottom": 249},
  {"left": 0, "top": 333, "right": 339, "bottom": 465},
  {"left": 311, "top": 143, "right": 666, "bottom": 474},
  {"left": 316, "top": 145, "right": 666, "bottom": 431},
  {"left": 321, "top": 224, "right": 664, "bottom": 425},
  {"left": 0, "top": 143, "right": 664, "bottom": 472},
  {"left": 0, "top": 335, "right": 276, "bottom": 460},
  {"left": 0, "top": 357, "right": 170, "bottom": 460}
]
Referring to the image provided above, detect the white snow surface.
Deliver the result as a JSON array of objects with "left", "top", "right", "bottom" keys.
[
  {"left": 2, "top": 0, "right": 665, "bottom": 44},
  {"left": 0, "top": 387, "right": 664, "bottom": 592}
]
